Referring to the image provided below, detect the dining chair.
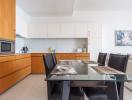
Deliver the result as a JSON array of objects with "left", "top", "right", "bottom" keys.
[
  {"left": 51, "top": 53, "right": 57, "bottom": 65},
  {"left": 83, "top": 54, "right": 129, "bottom": 100},
  {"left": 107, "top": 54, "right": 129, "bottom": 100},
  {"left": 97, "top": 52, "right": 107, "bottom": 66},
  {"left": 43, "top": 53, "right": 59, "bottom": 100},
  {"left": 43, "top": 53, "right": 84, "bottom": 100},
  {"left": 43, "top": 53, "right": 55, "bottom": 76}
]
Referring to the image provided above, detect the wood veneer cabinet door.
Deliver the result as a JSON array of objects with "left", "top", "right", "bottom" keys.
[
  {"left": 56, "top": 53, "right": 76, "bottom": 60},
  {"left": 0, "top": 0, "right": 16, "bottom": 40},
  {"left": 56, "top": 53, "right": 90, "bottom": 60},
  {"left": 0, "top": 66, "right": 31, "bottom": 93},
  {"left": 31, "top": 56, "right": 45, "bottom": 74},
  {"left": 0, "top": 58, "right": 31, "bottom": 78}
]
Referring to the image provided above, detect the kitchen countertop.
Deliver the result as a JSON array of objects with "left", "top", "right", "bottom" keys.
[
  {"left": 31, "top": 52, "right": 89, "bottom": 54},
  {"left": 0, "top": 53, "right": 31, "bottom": 57},
  {"left": 0, "top": 52, "right": 89, "bottom": 57}
]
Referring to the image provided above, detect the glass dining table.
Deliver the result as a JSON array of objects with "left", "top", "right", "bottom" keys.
[{"left": 46, "top": 60, "right": 132, "bottom": 100}]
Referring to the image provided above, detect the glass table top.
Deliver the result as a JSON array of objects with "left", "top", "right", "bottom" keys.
[{"left": 47, "top": 60, "right": 132, "bottom": 82}]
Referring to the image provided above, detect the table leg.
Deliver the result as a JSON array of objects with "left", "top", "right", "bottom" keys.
[
  {"left": 106, "top": 81, "right": 119, "bottom": 100},
  {"left": 47, "top": 81, "right": 52, "bottom": 100},
  {"left": 60, "top": 81, "right": 71, "bottom": 100}
]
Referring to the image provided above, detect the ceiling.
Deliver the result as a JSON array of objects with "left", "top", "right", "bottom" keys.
[
  {"left": 17, "top": 0, "right": 75, "bottom": 16},
  {"left": 17, "top": 0, "right": 132, "bottom": 17},
  {"left": 75, "top": 0, "right": 132, "bottom": 11}
]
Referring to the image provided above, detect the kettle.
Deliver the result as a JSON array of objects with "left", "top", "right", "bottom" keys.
[{"left": 21, "top": 46, "right": 28, "bottom": 53}]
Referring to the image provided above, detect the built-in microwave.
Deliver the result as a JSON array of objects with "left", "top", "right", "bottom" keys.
[{"left": 0, "top": 40, "right": 15, "bottom": 54}]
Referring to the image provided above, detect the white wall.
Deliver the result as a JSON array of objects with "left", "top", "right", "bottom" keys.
[
  {"left": 101, "top": 12, "right": 132, "bottom": 54},
  {"left": 24, "top": 38, "right": 87, "bottom": 53},
  {"left": 74, "top": 11, "right": 132, "bottom": 57}
]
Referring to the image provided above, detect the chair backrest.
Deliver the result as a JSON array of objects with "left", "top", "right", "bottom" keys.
[
  {"left": 51, "top": 53, "right": 57, "bottom": 65},
  {"left": 43, "top": 53, "right": 55, "bottom": 77},
  {"left": 108, "top": 53, "right": 129, "bottom": 100},
  {"left": 97, "top": 53, "right": 107, "bottom": 66},
  {"left": 108, "top": 54, "right": 129, "bottom": 72}
]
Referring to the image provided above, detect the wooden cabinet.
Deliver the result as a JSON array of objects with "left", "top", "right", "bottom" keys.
[
  {"left": 0, "top": 54, "right": 31, "bottom": 93},
  {"left": 56, "top": 53, "right": 90, "bottom": 61},
  {"left": 0, "top": 57, "right": 31, "bottom": 78},
  {"left": 31, "top": 53, "right": 90, "bottom": 74},
  {"left": 0, "top": 67, "right": 31, "bottom": 93},
  {"left": 31, "top": 54, "right": 45, "bottom": 74},
  {"left": 0, "top": 0, "right": 16, "bottom": 40}
]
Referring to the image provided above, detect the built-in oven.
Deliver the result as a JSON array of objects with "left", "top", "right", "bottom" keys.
[{"left": 0, "top": 40, "right": 15, "bottom": 54}]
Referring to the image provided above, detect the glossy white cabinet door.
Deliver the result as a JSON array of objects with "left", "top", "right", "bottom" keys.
[
  {"left": 28, "top": 23, "right": 48, "bottom": 38},
  {"left": 16, "top": 14, "right": 27, "bottom": 37},
  {"left": 60, "top": 23, "right": 75, "bottom": 38},
  {"left": 74, "top": 23, "right": 88, "bottom": 38},
  {"left": 47, "top": 23, "right": 60, "bottom": 38},
  {"left": 27, "top": 23, "right": 89, "bottom": 38}
]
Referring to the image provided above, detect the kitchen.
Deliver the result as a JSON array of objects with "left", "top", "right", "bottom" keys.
[
  {"left": 0, "top": 0, "right": 132, "bottom": 100},
  {"left": 0, "top": 0, "right": 91, "bottom": 95}
]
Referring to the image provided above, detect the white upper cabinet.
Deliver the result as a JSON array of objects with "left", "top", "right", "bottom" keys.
[
  {"left": 16, "top": 6, "right": 28, "bottom": 37},
  {"left": 27, "top": 23, "right": 89, "bottom": 38},
  {"left": 47, "top": 23, "right": 60, "bottom": 38},
  {"left": 74, "top": 23, "right": 88, "bottom": 38},
  {"left": 16, "top": 15, "right": 28, "bottom": 37},
  {"left": 28, "top": 23, "right": 48, "bottom": 38},
  {"left": 60, "top": 23, "right": 75, "bottom": 38}
]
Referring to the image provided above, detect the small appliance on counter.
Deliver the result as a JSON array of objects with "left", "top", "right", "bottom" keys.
[
  {"left": 48, "top": 47, "right": 55, "bottom": 53},
  {"left": 76, "top": 48, "right": 87, "bottom": 53},
  {"left": 83, "top": 48, "right": 87, "bottom": 52},
  {"left": 76, "top": 48, "right": 83, "bottom": 52},
  {"left": 20, "top": 46, "right": 28, "bottom": 53},
  {"left": 0, "top": 40, "right": 15, "bottom": 54}
]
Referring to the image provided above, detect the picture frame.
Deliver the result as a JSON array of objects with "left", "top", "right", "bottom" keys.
[{"left": 115, "top": 30, "right": 132, "bottom": 46}]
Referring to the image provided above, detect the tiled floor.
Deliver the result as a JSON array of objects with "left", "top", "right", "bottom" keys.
[{"left": 0, "top": 75, "right": 132, "bottom": 100}]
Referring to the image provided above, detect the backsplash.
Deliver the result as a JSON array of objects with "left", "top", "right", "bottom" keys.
[
  {"left": 15, "top": 37, "right": 88, "bottom": 53},
  {"left": 15, "top": 37, "right": 25, "bottom": 53},
  {"left": 24, "top": 38, "right": 88, "bottom": 53}
]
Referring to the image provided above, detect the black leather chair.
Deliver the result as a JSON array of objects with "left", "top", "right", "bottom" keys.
[
  {"left": 43, "top": 53, "right": 59, "bottom": 100},
  {"left": 43, "top": 53, "right": 84, "bottom": 100},
  {"left": 108, "top": 54, "right": 129, "bottom": 72},
  {"left": 43, "top": 53, "right": 54, "bottom": 76},
  {"left": 107, "top": 54, "right": 129, "bottom": 100},
  {"left": 83, "top": 54, "right": 129, "bottom": 100},
  {"left": 51, "top": 53, "right": 57, "bottom": 65},
  {"left": 97, "top": 52, "right": 107, "bottom": 66}
]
